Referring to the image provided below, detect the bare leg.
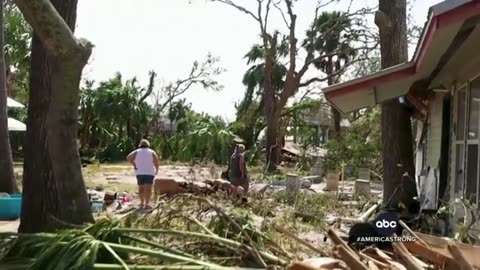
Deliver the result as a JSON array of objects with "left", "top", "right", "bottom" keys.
[
  {"left": 243, "top": 182, "right": 249, "bottom": 194},
  {"left": 230, "top": 185, "right": 238, "bottom": 198},
  {"left": 138, "top": 185, "right": 145, "bottom": 207},
  {"left": 144, "top": 184, "right": 152, "bottom": 207}
]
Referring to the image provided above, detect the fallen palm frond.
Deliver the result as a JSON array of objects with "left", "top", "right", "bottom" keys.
[
  {"left": 0, "top": 227, "right": 225, "bottom": 270},
  {"left": 0, "top": 195, "right": 293, "bottom": 269}
]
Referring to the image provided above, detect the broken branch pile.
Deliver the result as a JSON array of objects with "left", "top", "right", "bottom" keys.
[{"left": 0, "top": 195, "right": 293, "bottom": 269}]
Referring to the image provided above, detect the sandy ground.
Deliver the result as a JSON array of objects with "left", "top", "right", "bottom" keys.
[{"left": 85, "top": 164, "right": 219, "bottom": 188}]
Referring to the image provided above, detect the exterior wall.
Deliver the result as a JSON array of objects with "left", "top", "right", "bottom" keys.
[
  {"left": 415, "top": 120, "right": 424, "bottom": 179},
  {"left": 418, "top": 93, "right": 445, "bottom": 210},
  {"left": 450, "top": 82, "right": 460, "bottom": 201},
  {"left": 426, "top": 94, "right": 444, "bottom": 167}
]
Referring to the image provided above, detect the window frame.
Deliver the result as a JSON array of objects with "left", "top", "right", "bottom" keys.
[{"left": 453, "top": 78, "right": 480, "bottom": 206}]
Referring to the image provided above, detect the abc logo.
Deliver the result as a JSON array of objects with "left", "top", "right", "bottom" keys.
[
  {"left": 374, "top": 212, "right": 398, "bottom": 236},
  {"left": 376, "top": 219, "right": 397, "bottom": 228}
]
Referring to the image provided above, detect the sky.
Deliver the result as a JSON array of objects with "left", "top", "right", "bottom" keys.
[{"left": 75, "top": 0, "right": 443, "bottom": 121}]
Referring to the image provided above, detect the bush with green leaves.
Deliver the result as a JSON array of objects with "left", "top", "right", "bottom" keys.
[{"left": 322, "top": 109, "right": 381, "bottom": 176}]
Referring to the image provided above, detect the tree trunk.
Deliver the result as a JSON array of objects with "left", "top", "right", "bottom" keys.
[
  {"left": 326, "top": 56, "right": 342, "bottom": 137},
  {"left": 376, "top": 0, "right": 417, "bottom": 208},
  {"left": 0, "top": 0, "right": 16, "bottom": 194},
  {"left": 263, "top": 36, "right": 280, "bottom": 173},
  {"left": 18, "top": 0, "right": 94, "bottom": 233},
  {"left": 265, "top": 114, "right": 281, "bottom": 172}
]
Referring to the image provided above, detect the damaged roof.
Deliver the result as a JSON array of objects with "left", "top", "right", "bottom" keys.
[{"left": 323, "top": 0, "right": 480, "bottom": 114}]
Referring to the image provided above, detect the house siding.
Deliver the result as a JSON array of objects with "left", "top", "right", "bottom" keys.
[
  {"left": 426, "top": 94, "right": 444, "bottom": 168},
  {"left": 450, "top": 83, "right": 459, "bottom": 200}
]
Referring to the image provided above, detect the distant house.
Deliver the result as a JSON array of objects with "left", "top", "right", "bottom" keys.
[
  {"left": 292, "top": 103, "right": 350, "bottom": 145},
  {"left": 7, "top": 97, "right": 25, "bottom": 132},
  {"left": 322, "top": 0, "right": 480, "bottom": 230},
  {"left": 151, "top": 117, "right": 176, "bottom": 135}
]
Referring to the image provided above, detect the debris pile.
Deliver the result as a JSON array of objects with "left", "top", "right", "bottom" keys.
[
  {"left": 3, "top": 181, "right": 479, "bottom": 270},
  {"left": 307, "top": 227, "right": 480, "bottom": 270},
  {"left": 0, "top": 195, "right": 295, "bottom": 269}
]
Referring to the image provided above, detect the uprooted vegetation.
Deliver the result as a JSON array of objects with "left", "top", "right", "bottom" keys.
[{"left": 0, "top": 192, "right": 373, "bottom": 269}]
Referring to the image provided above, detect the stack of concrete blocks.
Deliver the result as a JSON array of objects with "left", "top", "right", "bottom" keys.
[
  {"left": 325, "top": 171, "right": 339, "bottom": 191},
  {"left": 355, "top": 168, "right": 371, "bottom": 196}
]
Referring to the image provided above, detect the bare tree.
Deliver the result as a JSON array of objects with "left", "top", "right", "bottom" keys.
[
  {"left": 146, "top": 54, "right": 224, "bottom": 135},
  {"left": 213, "top": 0, "right": 375, "bottom": 172}
]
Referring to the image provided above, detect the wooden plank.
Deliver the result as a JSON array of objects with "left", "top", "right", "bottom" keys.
[
  {"left": 359, "top": 252, "right": 389, "bottom": 269},
  {"left": 392, "top": 242, "right": 424, "bottom": 270},
  {"left": 398, "top": 220, "right": 429, "bottom": 247},
  {"left": 336, "top": 245, "right": 368, "bottom": 270},
  {"left": 363, "top": 248, "right": 406, "bottom": 270},
  {"left": 327, "top": 228, "right": 360, "bottom": 260},
  {"left": 403, "top": 241, "right": 450, "bottom": 266},
  {"left": 448, "top": 243, "right": 474, "bottom": 270},
  {"left": 275, "top": 226, "right": 325, "bottom": 255},
  {"left": 416, "top": 232, "right": 480, "bottom": 268},
  {"left": 287, "top": 261, "right": 330, "bottom": 270},
  {"left": 367, "top": 260, "right": 380, "bottom": 270}
]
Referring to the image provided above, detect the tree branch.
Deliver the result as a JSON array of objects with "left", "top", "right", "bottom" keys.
[
  {"left": 213, "top": 0, "right": 260, "bottom": 21},
  {"left": 273, "top": 0, "right": 289, "bottom": 28},
  {"left": 13, "top": 0, "right": 89, "bottom": 58},
  {"left": 299, "top": 53, "right": 373, "bottom": 88},
  {"left": 276, "top": 0, "right": 297, "bottom": 112},
  {"left": 139, "top": 70, "right": 157, "bottom": 103},
  {"left": 264, "top": 0, "right": 273, "bottom": 32},
  {"left": 157, "top": 54, "right": 224, "bottom": 113}
]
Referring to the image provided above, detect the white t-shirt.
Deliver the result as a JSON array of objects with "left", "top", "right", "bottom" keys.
[{"left": 134, "top": 148, "right": 156, "bottom": 176}]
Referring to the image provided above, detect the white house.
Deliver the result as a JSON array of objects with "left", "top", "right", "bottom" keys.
[{"left": 322, "top": 0, "right": 480, "bottom": 228}]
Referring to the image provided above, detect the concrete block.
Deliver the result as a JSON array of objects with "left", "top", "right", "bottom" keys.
[
  {"left": 325, "top": 171, "right": 339, "bottom": 191},
  {"left": 354, "top": 179, "right": 370, "bottom": 196},
  {"left": 286, "top": 174, "right": 300, "bottom": 192},
  {"left": 358, "top": 168, "right": 370, "bottom": 180}
]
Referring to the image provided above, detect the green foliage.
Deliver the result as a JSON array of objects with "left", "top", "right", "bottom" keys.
[
  {"left": 305, "top": 11, "right": 358, "bottom": 82},
  {"left": 155, "top": 111, "right": 237, "bottom": 164},
  {"left": 79, "top": 74, "right": 153, "bottom": 161},
  {"left": 78, "top": 55, "right": 229, "bottom": 163},
  {"left": 285, "top": 98, "right": 324, "bottom": 147},
  {"left": 4, "top": 3, "right": 32, "bottom": 105},
  {"left": 322, "top": 109, "right": 381, "bottom": 175}
]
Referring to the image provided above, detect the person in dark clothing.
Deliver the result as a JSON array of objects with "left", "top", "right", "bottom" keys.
[{"left": 228, "top": 144, "right": 249, "bottom": 193}]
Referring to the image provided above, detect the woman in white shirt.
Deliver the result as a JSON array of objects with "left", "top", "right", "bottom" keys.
[{"left": 127, "top": 139, "right": 160, "bottom": 209}]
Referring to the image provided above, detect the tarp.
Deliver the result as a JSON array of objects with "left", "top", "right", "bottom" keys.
[
  {"left": 7, "top": 97, "right": 24, "bottom": 108},
  {"left": 8, "top": 117, "right": 26, "bottom": 131}
]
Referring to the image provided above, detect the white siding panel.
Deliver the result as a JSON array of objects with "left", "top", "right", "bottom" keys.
[{"left": 426, "top": 94, "right": 444, "bottom": 167}]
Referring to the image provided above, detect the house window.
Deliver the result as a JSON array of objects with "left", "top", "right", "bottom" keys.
[
  {"left": 455, "top": 78, "right": 480, "bottom": 205},
  {"left": 465, "top": 78, "right": 480, "bottom": 204},
  {"left": 455, "top": 88, "right": 466, "bottom": 193}
]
